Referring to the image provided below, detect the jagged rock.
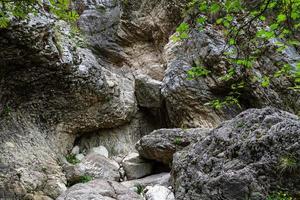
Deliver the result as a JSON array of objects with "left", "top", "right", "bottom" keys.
[
  {"left": 66, "top": 153, "right": 120, "bottom": 183},
  {"left": 122, "top": 153, "right": 153, "bottom": 180},
  {"left": 89, "top": 146, "right": 109, "bottom": 158},
  {"left": 172, "top": 107, "right": 300, "bottom": 200},
  {"left": 135, "top": 74, "right": 163, "bottom": 108},
  {"left": 57, "top": 179, "right": 142, "bottom": 200},
  {"left": 122, "top": 173, "right": 170, "bottom": 189},
  {"left": 144, "top": 185, "right": 175, "bottom": 200},
  {"left": 136, "top": 128, "right": 211, "bottom": 165}
]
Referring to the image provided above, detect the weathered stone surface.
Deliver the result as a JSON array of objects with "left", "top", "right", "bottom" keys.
[
  {"left": 162, "top": 25, "right": 300, "bottom": 128},
  {"left": 135, "top": 74, "right": 163, "bottom": 108},
  {"left": 67, "top": 153, "right": 120, "bottom": 182},
  {"left": 145, "top": 185, "right": 175, "bottom": 200},
  {"left": 122, "top": 153, "right": 153, "bottom": 180},
  {"left": 89, "top": 146, "right": 109, "bottom": 158},
  {"left": 77, "top": 111, "right": 160, "bottom": 157},
  {"left": 57, "top": 179, "right": 142, "bottom": 200},
  {"left": 0, "top": 12, "right": 136, "bottom": 199},
  {"left": 172, "top": 107, "right": 300, "bottom": 200},
  {"left": 136, "top": 128, "right": 211, "bottom": 165},
  {"left": 122, "top": 173, "right": 170, "bottom": 189},
  {"left": 71, "top": 146, "right": 80, "bottom": 155},
  {"left": 75, "top": 154, "right": 85, "bottom": 161}
]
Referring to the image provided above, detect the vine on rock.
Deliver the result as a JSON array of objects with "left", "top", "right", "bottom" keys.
[{"left": 173, "top": 0, "right": 300, "bottom": 109}]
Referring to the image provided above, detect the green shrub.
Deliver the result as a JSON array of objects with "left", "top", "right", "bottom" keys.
[
  {"left": 66, "top": 154, "right": 80, "bottom": 165},
  {"left": 267, "top": 192, "right": 293, "bottom": 200}
]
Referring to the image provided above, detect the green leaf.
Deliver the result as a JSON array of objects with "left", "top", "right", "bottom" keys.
[
  {"left": 261, "top": 76, "right": 270, "bottom": 87},
  {"left": 277, "top": 14, "right": 287, "bottom": 23},
  {"left": 197, "top": 16, "right": 206, "bottom": 25},
  {"left": 210, "top": 3, "right": 220, "bottom": 13},
  {"left": 176, "top": 22, "right": 189, "bottom": 33}
]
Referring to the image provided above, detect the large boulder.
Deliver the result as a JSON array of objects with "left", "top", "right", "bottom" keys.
[
  {"left": 172, "top": 107, "right": 300, "bottom": 200},
  {"left": 136, "top": 128, "right": 211, "bottom": 165},
  {"left": 57, "top": 179, "right": 142, "bottom": 200}
]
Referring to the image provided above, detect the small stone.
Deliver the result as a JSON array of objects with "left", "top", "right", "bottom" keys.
[
  {"left": 89, "top": 146, "right": 109, "bottom": 158},
  {"left": 71, "top": 146, "right": 80, "bottom": 155},
  {"left": 75, "top": 154, "right": 84, "bottom": 161}
]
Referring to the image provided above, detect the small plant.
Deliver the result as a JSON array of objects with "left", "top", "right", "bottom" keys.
[
  {"left": 67, "top": 175, "right": 93, "bottom": 187},
  {"left": 267, "top": 191, "right": 293, "bottom": 200},
  {"left": 278, "top": 154, "right": 299, "bottom": 173},
  {"left": 187, "top": 66, "right": 211, "bottom": 79},
  {"left": 66, "top": 154, "right": 80, "bottom": 165},
  {"left": 171, "top": 22, "right": 190, "bottom": 42},
  {"left": 174, "top": 137, "right": 182, "bottom": 145},
  {"left": 134, "top": 184, "right": 145, "bottom": 195},
  {"left": 2, "top": 105, "right": 12, "bottom": 116}
]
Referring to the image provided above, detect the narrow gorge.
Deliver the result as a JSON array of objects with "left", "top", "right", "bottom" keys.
[{"left": 0, "top": 0, "right": 299, "bottom": 200}]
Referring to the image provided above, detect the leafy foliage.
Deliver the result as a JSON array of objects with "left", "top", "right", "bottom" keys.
[
  {"left": 171, "top": 22, "right": 190, "bottom": 42},
  {"left": 0, "top": 0, "right": 78, "bottom": 28},
  {"left": 267, "top": 192, "right": 293, "bottom": 200},
  {"left": 66, "top": 154, "right": 80, "bottom": 165},
  {"left": 176, "top": 0, "right": 300, "bottom": 109},
  {"left": 187, "top": 66, "right": 211, "bottom": 79}
]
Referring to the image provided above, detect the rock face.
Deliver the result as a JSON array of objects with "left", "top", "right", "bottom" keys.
[
  {"left": 162, "top": 26, "right": 300, "bottom": 128},
  {"left": 0, "top": 0, "right": 186, "bottom": 197},
  {"left": 0, "top": 0, "right": 299, "bottom": 198},
  {"left": 172, "top": 107, "right": 300, "bottom": 200},
  {"left": 57, "top": 179, "right": 141, "bottom": 200},
  {"left": 136, "top": 128, "right": 211, "bottom": 165},
  {"left": 77, "top": 111, "right": 160, "bottom": 156}
]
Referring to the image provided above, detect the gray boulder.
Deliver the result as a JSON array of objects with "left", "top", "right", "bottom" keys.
[
  {"left": 57, "top": 179, "right": 141, "bottom": 200},
  {"left": 135, "top": 74, "right": 163, "bottom": 108},
  {"left": 172, "top": 107, "right": 300, "bottom": 200},
  {"left": 122, "top": 153, "right": 153, "bottom": 180},
  {"left": 66, "top": 153, "right": 120, "bottom": 183},
  {"left": 122, "top": 173, "right": 171, "bottom": 189},
  {"left": 136, "top": 128, "right": 211, "bottom": 165}
]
